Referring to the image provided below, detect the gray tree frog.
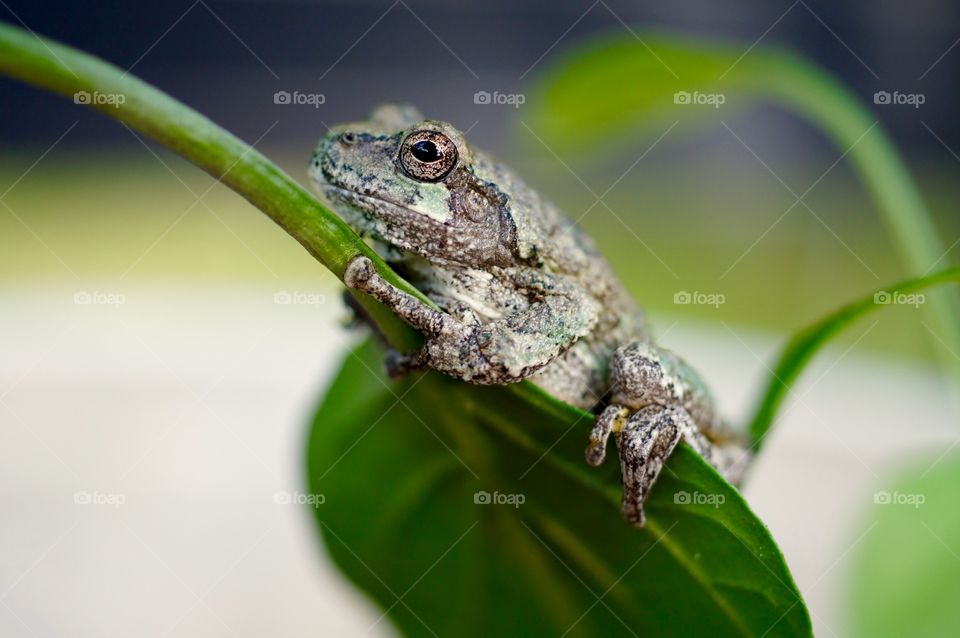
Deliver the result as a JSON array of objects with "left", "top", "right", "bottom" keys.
[{"left": 309, "top": 104, "right": 749, "bottom": 527}]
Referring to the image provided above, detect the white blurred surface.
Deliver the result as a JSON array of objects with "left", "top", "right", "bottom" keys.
[
  {"left": 1, "top": 283, "right": 957, "bottom": 637},
  {"left": 0, "top": 283, "right": 393, "bottom": 638}
]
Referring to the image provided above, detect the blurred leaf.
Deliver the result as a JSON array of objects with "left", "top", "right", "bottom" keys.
[
  {"left": 749, "top": 267, "right": 960, "bottom": 446},
  {"left": 527, "top": 32, "right": 765, "bottom": 149},
  {"left": 850, "top": 453, "right": 960, "bottom": 638},
  {"left": 527, "top": 31, "right": 960, "bottom": 384},
  {"left": 307, "top": 340, "right": 811, "bottom": 637}
]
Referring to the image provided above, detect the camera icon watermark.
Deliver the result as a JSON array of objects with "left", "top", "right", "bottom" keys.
[
  {"left": 873, "top": 290, "right": 925, "bottom": 308},
  {"left": 473, "top": 90, "right": 526, "bottom": 108},
  {"left": 473, "top": 490, "right": 525, "bottom": 508},
  {"left": 873, "top": 490, "right": 924, "bottom": 508},
  {"left": 273, "top": 90, "right": 325, "bottom": 108},
  {"left": 873, "top": 90, "right": 925, "bottom": 108},
  {"left": 673, "top": 490, "right": 725, "bottom": 508},
  {"left": 74, "top": 91, "right": 126, "bottom": 108},
  {"left": 673, "top": 90, "right": 726, "bottom": 108},
  {"left": 674, "top": 290, "right": 726, "bottom": 308}
]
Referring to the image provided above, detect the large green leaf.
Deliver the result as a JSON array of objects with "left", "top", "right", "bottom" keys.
[
  {"left": 307, "top": 340, "right": 811, "bottom": 637},
  {"left": 850, "top": 453, "right": 960, "bottom": 638}
]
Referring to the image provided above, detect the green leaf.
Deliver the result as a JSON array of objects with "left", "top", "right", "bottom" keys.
[
  {"left": 850, "top": 452, "right": 960, "bottom": 638},
  {"left": 526, "top": 32, "right": 761, "bottom": 149},
  {"left": 749, "top": 267, "right": 960, "bottom": 446},
  {"left": 526, "top": 30, "right": 960, "bottom": 386},
  {"left": 307, "top": 340, "right": 812, "bottom": 637}
]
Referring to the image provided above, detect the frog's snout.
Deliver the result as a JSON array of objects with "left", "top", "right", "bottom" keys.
[
  {"left": 310, "top": 128, "right": 361, "bottom": 182},
  {"left": 309, "top": 131, "right": 340, "bottom": 184}
]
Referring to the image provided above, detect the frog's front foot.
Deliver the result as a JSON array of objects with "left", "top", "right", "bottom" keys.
[{"left": 343, "top": 255, "right": 596, "bottom": 386}]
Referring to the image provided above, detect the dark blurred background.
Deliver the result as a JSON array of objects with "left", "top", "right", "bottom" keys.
[{"left": 1, "top": 0, "right": 959, "bottom": 149}]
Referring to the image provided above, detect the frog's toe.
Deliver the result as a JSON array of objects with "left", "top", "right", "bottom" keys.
[
  {"left": 384, "top": 348, "right": 427, "bottom": 379},
  {"left": 343, "top": 255, "right": 377, "bottom": 289},
  {"left": 586, "top": 404, "right": 628, "bottom": 467},
  {"left": 616, "top": 405, "right": 687, "bottom": 528}
]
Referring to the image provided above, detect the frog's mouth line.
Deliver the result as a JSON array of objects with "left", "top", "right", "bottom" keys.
[
  {"left": 319, "top": 184, "right": 450, "bottom": 225},
  {"left": 321, "top": 184, "right": 405, "bottom": 213}
]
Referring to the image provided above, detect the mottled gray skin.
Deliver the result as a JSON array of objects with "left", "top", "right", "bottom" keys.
[{"left": 309, "top": 105, "right": 748, "bottom": 526}]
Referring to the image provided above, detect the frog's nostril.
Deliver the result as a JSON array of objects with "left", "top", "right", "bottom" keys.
[{"left": 339, "top": 131, "right": 358, "bottom": 145}]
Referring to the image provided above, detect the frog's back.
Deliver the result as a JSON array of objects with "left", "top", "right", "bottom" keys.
[
  {"left": 479, "top": 155, "right": 648, "bottom": 407},
  {"left": 531, "top": 214, "right": 648, "bottom": 409}
]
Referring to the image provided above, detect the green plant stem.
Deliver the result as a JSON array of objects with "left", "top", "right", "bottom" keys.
[
  {"left": 0, "top": 21, "right": 423, "bottom": 351},
  {"left": 758, "top": 55, "right": 960, "bottom": 380},
  {"left": 749, "top": 267, "right": 960, "bottom": 446}
]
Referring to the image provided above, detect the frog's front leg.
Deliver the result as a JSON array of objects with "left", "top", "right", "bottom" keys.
[{"left": 344, "top": 255, "right": 598, "bottom": 384}]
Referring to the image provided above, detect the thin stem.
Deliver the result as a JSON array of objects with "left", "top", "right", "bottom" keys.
[
  {"left": 755, "top": 53, "right": 960, "bottom": 379},
  {"left": 0, "top": 21, "right": 423, "bottom": 350},
  {"left": 748, "top": 267, "right": 960, "bottom": 446}
]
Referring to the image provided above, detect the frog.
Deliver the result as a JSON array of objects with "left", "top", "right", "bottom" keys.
[{"left": 308, "top": 104, "right": 750, "bottom": 527}]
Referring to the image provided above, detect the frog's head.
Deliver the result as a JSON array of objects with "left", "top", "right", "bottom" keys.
[{"left": 309, "top": 104, "right": 519, "bottom": 268}]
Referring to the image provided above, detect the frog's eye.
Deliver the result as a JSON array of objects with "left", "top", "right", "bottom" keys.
[{"left": 399, "top": 131, "right": 458, "bottom": 182}]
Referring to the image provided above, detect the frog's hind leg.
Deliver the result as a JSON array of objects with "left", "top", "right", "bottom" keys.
[
  {"left": 615, "top": 404, "right": 689, "bottom": 527},
  {"left": 607, "top": 340, "right": 751, "bottom": 484}
]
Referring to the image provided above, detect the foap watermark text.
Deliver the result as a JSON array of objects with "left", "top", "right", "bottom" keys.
[
  {"left": 274, "top": 90, "right": 325, "bottom": 108},
  {"left": 474, "top": 90, "right": 525, "bottom": 108},
  {"left": 674, "top": 91, "right": 725, "bottom": 108},
  {"left": 674, "top": 290, "right": 726, "bottom": 308},
  {"left": 474, "top": 490, "right": 525, "bottom": 508}
]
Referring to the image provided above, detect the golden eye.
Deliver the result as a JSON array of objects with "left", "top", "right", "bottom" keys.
[{"left": 399, "top": 131, "right": 458, "bottom": 181}]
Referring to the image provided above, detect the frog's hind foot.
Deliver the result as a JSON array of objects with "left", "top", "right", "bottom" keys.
[
  {"left": 614, "top": 404, "right": 688, "bottom": 527},
  {"left": 588, "top": 401, "right": 752, "bottom": 527}
]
